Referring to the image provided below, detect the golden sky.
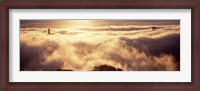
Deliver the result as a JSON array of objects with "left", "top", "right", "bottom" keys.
[{"left": 20, "top": 20, "right": 180, "bottom": 28}]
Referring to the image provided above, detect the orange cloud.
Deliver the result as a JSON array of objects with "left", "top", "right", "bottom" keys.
[{"left": 20, "top": 23, "right": 180, "bottom": 71}]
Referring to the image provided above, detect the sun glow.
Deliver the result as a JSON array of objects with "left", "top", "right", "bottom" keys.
[{"left": 66, "top": 20, "right": 94, "bottom": 28}]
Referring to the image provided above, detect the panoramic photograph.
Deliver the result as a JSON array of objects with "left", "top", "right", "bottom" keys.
[{"left": 20, "top": 20, "right": 180, "bottom": 71}]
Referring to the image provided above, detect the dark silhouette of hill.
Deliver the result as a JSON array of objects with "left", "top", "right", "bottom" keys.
[
  {"left": 55, "top": 64, "right": 123, "bottom": 71},
  {"left": 56, "top": 68, "right": 73, "bottom": 71},
  {"left": 93, "top": 64, "right": 123, "bottom": 71}
]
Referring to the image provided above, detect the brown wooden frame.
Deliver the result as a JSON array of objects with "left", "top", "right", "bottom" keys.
[{"left": 0, "top": 0, "right": 199, "bottom": 91}]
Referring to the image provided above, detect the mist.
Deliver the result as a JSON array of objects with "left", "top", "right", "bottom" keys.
[{"left": 20, "top": 20, "right": 180, "bottom": 71}]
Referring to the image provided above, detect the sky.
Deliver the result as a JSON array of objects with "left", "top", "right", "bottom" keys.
[
  {"left": 20, "top": 20, "right": 180, "bottom": 71},
  {"left": 20, "top": 20, "right": 180, "bottom": 28}
]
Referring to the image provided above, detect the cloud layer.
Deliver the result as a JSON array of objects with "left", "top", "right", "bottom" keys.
[{"left": 20, "top": 24, "right": 180, "bottom": 71}]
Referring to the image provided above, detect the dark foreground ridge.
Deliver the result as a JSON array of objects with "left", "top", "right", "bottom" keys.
[
  {"left": 55, "top": 64, "right": 123, "bottom": 71},
  {"left": 56, "top": 68, "right": 73, "bottom": 71},
  {"left": 93, "top": 64, "right": 123, "bottom": 71}
]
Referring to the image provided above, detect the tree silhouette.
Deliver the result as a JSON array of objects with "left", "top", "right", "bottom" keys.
[
  {"left": 56, "top": 68, "right": 73, "bottom": 71},
  {"left": 55, "top": 64, "right": 123, "bottom": 71},
  {"left": 93, "top": 64, "right": 123, "bottom": 71}
]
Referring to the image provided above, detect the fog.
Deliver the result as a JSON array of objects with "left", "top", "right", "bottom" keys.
[{"left": 20, "top": 20, "right": 180, "bottom": 71}]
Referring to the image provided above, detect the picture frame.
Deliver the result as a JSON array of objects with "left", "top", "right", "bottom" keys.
[{"left": 0, "top": 0, "right": 199, "bottom": 91}]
